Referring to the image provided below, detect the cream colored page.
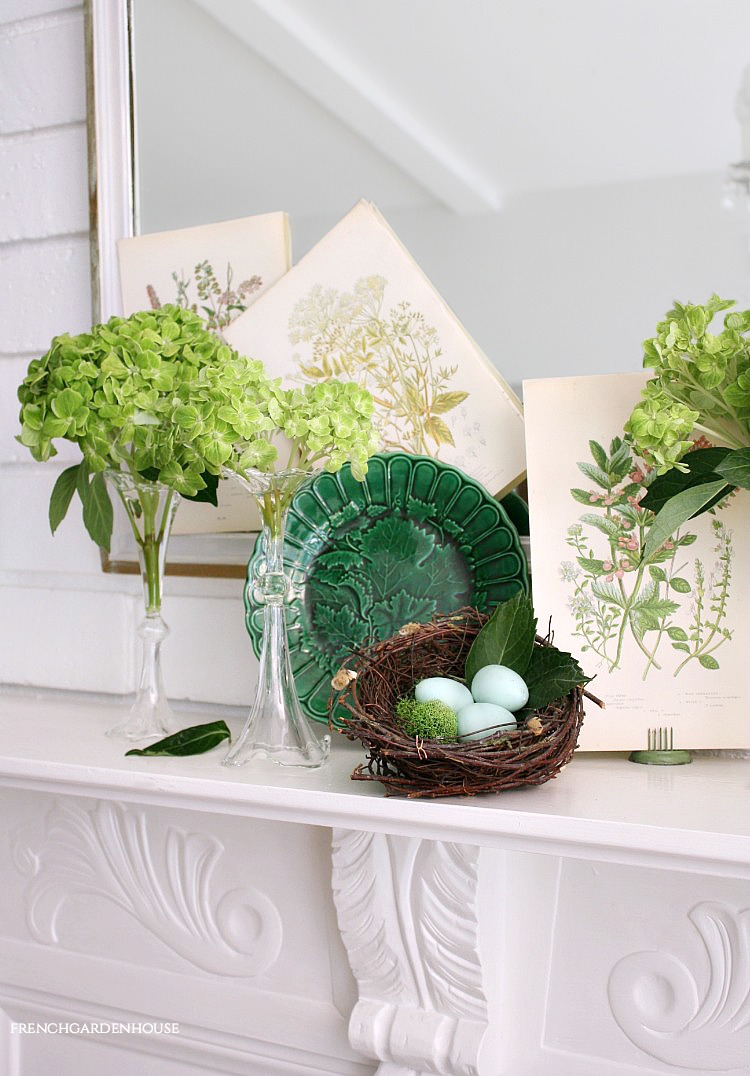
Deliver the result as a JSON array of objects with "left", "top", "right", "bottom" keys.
[
  {"left": 225, "top": 200, "right": 526, "bottom": 497},
  {"left": 117, "top": 212, "right": 290, "bottom": 318},
  {"left": 524, "top": 371, "right": 749, "bottom": 751}
]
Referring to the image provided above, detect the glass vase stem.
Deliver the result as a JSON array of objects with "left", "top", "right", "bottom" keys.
[
  {"left": 105, "top": 472, "right": 180, "bottom": 742},
  {"left": 222, "top": 467, "right": 330, "bottom": 769}
]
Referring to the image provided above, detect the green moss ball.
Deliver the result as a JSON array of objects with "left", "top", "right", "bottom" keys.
[{"left": 395, "top": 697, "right": 459, "bottom": 742}]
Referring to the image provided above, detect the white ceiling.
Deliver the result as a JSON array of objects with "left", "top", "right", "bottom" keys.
[{"left": 133, "top": 0, "right": 750, "bottom": 229}]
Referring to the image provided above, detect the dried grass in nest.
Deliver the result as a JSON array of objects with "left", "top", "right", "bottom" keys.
[{"left": 329, "top": 607, "right": 600, "bottom": 799}]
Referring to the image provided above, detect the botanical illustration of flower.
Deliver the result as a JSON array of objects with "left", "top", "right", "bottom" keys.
[
  {"left": 147, "top": 261, "right": 262, "bottom": 334},
  {"left": 562, "top": 436, "right": 734, "bottom": 679},
  {"left": 287, "top": 275, "right": 468, "bottom": 457}
]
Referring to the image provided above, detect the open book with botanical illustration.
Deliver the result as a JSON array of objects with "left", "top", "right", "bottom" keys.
[
  {"left": 117, "top": 212, "right": 290, "bottom": 327},
  {"left": 225, "top": 200, "right": 526, "bottom": 499},
  {"left": 288, "top": 274, "right": 469, "bottom": 458},
  {"left": 524, "top": 372, "right": 749, "bottom": 750}
]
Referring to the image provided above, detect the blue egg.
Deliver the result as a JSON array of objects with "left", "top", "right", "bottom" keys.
[
  {"left": 457, "top": 702, "right": 517, "bottom": 741},
  {"left": 471, "top": 664, "right": 529, "bottom": 712},
  {"left": 415, "top": 677, "right": 473, "bottom": 713}
]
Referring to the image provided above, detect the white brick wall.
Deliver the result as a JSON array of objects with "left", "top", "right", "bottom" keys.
[
  {"left": 0, "top": 10, "right": 87, "bottom": 135},
  {"left": 0, "top": 125, "right": 88, "bottom": 241},
  {"left": 0, "top": 5, "right": 254, "bottom": 707}
]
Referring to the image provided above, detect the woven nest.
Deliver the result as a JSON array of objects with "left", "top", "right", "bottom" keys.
[{"left": 330, "top": 607, "right": 597, "bottom": 799}]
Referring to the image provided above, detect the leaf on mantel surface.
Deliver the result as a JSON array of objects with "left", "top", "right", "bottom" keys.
[{"left": 125, "top": 720, "right": 231, "bottom": 757}]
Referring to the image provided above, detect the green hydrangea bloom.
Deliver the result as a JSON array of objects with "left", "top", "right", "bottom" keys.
[
  {"left": 395, "top": 697, "right": 459, "bottom": 742},
  {"left": 271, "top": 379, "right": 379, "bottom": 481},
  {"left": 624, "top": 294, "right": 750, "bottom": 473},
  {"left": 17, "top": 304, "right": 378, "bottom": 548},
  {"left": 17, "top": 305, "right": 277, "bottom": 496}
]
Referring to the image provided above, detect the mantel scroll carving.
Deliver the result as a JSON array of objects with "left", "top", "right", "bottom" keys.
[
  {"left": 608, "top": 901, "right": 750, "bottom": 1072},
  {"left": 12, "top": 799, "right": 282, "bottom": 977},
  {"left": 331, "top": 829, "right": 489, "bottom": 1076}
]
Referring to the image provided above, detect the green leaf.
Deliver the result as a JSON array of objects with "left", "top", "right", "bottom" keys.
[
  {"left": 313, "top": 604, "right": 369, "bottom": 650},
  {"left": 358, "top": 516, "right": 441, "bottom": 602},
  {"left": 642, "top": 481, "right": 728, "bottom": 562},
  {"left": 431, "top": 390, "right": 469, "bottom": 414},
  {"left": 76, "top": 458, "right": 91, "bottom": 503},
  {"left": 578, "top": 462, "right": 611, "bottom": 489},
  {"left": 649, "top": 566, "right": 667, "bottom": 582},
  {"left": 424, "top": 415, "right": 455, "bottom": 447},
  {"left": 405, "top": 541, "right": 469, "bottom": 610},
  {"left": 715, "top": 447, "right": 750, "bottom": 490},
  {"left": 523, "top": 645, "right": 591, "bottom": 713},
  {"left": 669, "top": 577, "right": 691, "bottom": 593},
  {"left": 588, "top": 440, "right": 608, "bottom": 469},
  {"left": 608, "top": 438, "right": 633, "bottom": 477},
  {"left": 182, "top": 471, "right": 219, "bottom": 506},
  {"left": 631, "top": 596, "right": 680, "bottom": 619},
  {"left": 138, "top": 466, "right": 161, "bottom": 482},
  {"left": 591, "top": 580, "right": 626, "bottom": 607},
  {"left": 579, "top": 513, "right": 622, "bottom": 538},
  {"left": 576, "top": 555, "right": 608, "bottom": 576},
  {"left": 698, "top": 654, "right": 720, "bottom": 670},
  {"left": 49, "top": 463, "right": 81, "bottom": 534},
  {"left": 464, "top": 591, "right": 537, "bottom": 684},
  {"left": 672, "top": 642, "right": 690, "bottom": 653},
  {"left": 667, "top": 626, "right": 688, "bottom": 641},
  {"left": 81, "top": 470, "right": 114, "bottom": 551},
  {"left": 571, "top": 487, "right": 597, "bottom": 505},
  {"left": 369, "top": 593, "right": 436, "bottom": 640},
  {"left": 313, "top": 550, "right": 363, "bottom": 573},
  {"left": 125, "top": 720, "right": 231, "bottom": 756},
  {"left": 640, "top": 448, "right": 733, "bottom": 515}
]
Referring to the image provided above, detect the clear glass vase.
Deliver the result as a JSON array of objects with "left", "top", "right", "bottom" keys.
[
  {"left": 105, "top": 471, "right": 181, "bottom": 742},
  {"left": 222, "top": 467, "right": 331, "bottom": 769}
]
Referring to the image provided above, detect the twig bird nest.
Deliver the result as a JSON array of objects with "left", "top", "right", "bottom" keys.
[{"left": 330, "top": 608, "right": 599, "bottom": 799}]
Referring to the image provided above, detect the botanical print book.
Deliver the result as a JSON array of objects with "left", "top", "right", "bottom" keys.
[
  {"left": 117, "top": 212, "right": 290, "bottom": 327},
  {"left": 224, "top": 200, "right": 526, "bottom": 498},
  {"left": 524, "top": 371, "right": 749, "bottom": 750}
]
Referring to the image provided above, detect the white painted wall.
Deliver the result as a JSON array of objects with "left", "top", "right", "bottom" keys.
[
  {"left": 1, "top": 5, "right": 748, "bottom": 703},
  {"left": 294, "top": 174, "right": 750, "bottom": 396}
]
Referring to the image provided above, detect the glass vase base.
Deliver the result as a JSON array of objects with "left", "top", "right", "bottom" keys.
[
  {"left": 106, "top": 701, "right": 180, "bottom": 743},
  {"left": 223, "top": 731, "right": 331, "bottom": 769}
]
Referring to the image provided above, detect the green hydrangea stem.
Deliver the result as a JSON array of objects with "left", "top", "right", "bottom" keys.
[
  {"left": 679, "top": 368, "right": 746, "bottom": 434},
  {"left": 115, "top": 478, "right": 176, "bottom": 615},
  {"left": 690, "top": 420, "right": 746, "bottom": 450},
  {"left": 260, "top": 490, "right": 289, "bottom": 541},
  {"left": 141, "top": 533, "right": 163, "bottom": 614}
]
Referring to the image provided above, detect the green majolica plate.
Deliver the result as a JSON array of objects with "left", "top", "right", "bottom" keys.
[{"left": 245, "top": 453, "right": 529, "bottom": 724}]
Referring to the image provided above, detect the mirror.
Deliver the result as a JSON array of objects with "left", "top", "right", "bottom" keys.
[{"left": 88, "top": 0, "right": 750, "bottom": 574}]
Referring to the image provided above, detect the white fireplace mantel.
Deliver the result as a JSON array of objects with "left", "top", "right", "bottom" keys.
[{"left": 1, "top": 689, "right": 749, "bottom": 1076}]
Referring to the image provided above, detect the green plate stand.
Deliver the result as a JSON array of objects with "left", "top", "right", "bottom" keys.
[{"left": 629, "top": 726, "right": 692, "bottom": 766}]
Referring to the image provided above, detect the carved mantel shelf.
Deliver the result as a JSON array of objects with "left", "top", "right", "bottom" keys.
[
  {"left": 1, "top": 689, "right": 749, "bottom": 1075},
  {"left": 0, "top": 690, "right": 747, "bottom": 878}
]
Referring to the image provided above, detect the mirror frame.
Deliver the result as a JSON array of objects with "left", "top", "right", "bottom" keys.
[{"left": 84, "top": 0, "right": 247, "bottom": 579}]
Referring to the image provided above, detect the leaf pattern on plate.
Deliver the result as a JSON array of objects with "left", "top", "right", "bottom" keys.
[{"left": 245, "top": 453, "right": 529, "bottom": 723}]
